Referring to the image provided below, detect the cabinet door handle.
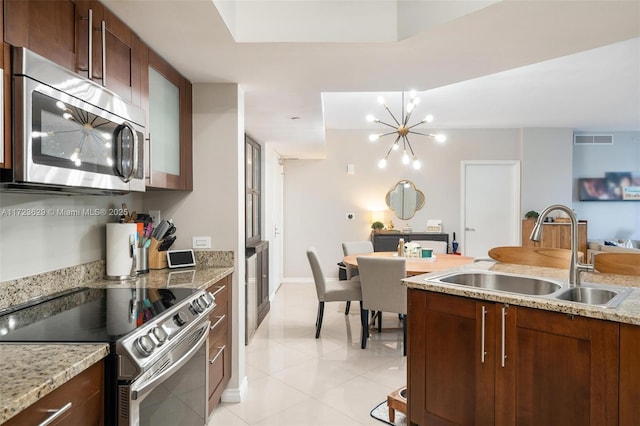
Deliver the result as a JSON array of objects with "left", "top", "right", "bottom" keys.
[
  {"left": 146, "top": 133, "right": 153, "bottom": 185},
  {"left": 37, "top": 402, "right": 73, "bottom": 426},
  {"left": 88, "top": 9, "right": 93, "bottom": 78},
  {"left": 501, "top": 306, "right": 507, "bottom": 368},
  {"left": 101, "top": 20, "right": 107, "bottom": 86},
  {"left": 209, "top": 345, "right": 226, "bottom": 364},
  {"left": 481, "top": 305, "right": 487, "bottom": 363},
  {"left": 210, "top": 315, "right": 226, "bottom": 331}
]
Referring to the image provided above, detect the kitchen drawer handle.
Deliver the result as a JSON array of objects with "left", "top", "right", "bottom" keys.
[
  {"left": 501, "top": 306, "right": 507, "bottom": 368},
  {"left": 146, "top": 134, "right": 152, "bottom": 184},
  {"left": 209, "top": 345, "right": 226, "bottom": 364},
  {"left": 37, "top": 402, "right": 73, "bottom": 426},
  {"left": 212, "top": 285, "right": 226, "bottom": 297},
  {"left": 210, "top": 315, "right": 226, "bottom": 331},
  {"left": 481, "top": 305, "right": 487, "bottom": 364}
]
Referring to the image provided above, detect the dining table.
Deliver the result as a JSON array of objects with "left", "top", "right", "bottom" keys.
[{"left": 343, "top": 252, "right": 475, "bottom": 276}]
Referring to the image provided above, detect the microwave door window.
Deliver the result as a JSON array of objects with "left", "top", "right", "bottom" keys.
[{"left": 32, "top": 92, "right": 118, "bottom": 175}]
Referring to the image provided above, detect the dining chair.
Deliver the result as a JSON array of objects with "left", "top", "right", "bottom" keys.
[
  {"left": 488, "top": 246, "right": 583, "bottom": 269},
  {"left": 593, "top": 253, "right": 640, "bottom": 276},
  {"left": 356, "top": 256, "right": 407, "bottom": 355},
  {"left": 411, "top": 240, "right": 448, "bottom": 254},
  {"left": 306, "top": 247, "right": 362, "bottom": 338},
  {"left": 341, "top": 241, "right": 374, "bottom": 314}
]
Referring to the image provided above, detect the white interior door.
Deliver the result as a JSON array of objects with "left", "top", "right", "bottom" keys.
[{"left": 461, "top": 161, "right": 521, "bottom": 258}]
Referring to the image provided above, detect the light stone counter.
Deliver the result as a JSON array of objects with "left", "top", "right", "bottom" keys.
[
  {"left": 404, "top": 261, "right": 640, "bottom": 325},
  {"left": 0, "top": 344, "right": 109, "bottom": 424}
]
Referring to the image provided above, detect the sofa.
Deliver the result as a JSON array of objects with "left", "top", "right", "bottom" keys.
[{"left": 587, "top": 240, "right": 640, "bottom": 264}]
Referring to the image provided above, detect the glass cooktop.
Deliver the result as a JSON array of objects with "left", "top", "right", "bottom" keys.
[{"left": 0, "top": 287, "right": 198, "bottom": 343}]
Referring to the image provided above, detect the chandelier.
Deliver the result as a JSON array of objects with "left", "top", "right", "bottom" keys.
[{"left": 366, "top": 91, "right": 446, "bottom": 169}]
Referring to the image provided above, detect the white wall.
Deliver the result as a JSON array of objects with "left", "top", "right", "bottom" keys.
[
  {"left": 573, "top": 131, "right": 640, "bottom": 241},
  {"left": 521, "top": 128, "right": 574, "bottom": 213},
  {"left": 283, "top": 128, "right": 524, "bottom": 280},
  {"left": 0, "top": 192, "right": 141, "bottom": 281},
  {"left": 141, "top": 83, "right": 247, "bottom": 400}
]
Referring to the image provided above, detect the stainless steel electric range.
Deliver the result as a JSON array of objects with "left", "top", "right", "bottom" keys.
[{"left": 0, "top": 286, "right": 216, "bottom": 426}]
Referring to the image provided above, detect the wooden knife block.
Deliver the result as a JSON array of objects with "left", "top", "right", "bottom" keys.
[{"left": 148, "top": 238, "right": 168, "bottom": 270}]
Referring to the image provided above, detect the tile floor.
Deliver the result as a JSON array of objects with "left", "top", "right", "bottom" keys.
[{"left": 207, "top": 283, "right": 407, "bottom": 426}]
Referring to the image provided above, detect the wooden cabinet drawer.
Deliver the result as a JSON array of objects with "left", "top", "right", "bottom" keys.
[{"left": 4, "top": 360, "right": 104, "bottom": 426}]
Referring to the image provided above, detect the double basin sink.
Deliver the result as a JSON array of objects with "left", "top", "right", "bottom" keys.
[{"left": 426, "top": 270, "right": 633, "bottom": 309}]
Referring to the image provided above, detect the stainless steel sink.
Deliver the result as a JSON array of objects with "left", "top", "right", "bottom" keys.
[
  {"left": 555, "top": 286, "right": 630, "bottom": 308},
  {"left": 437, "top": 272, "right": 562, "bottom": 295}
]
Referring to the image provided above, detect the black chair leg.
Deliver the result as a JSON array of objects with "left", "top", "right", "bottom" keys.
[
  {"left": 345, "top": 301, "right": 351, "bottom": 315},
  {"left": 378, "top": 311, "right": 382, "bottom": 333},
  {"left": 315, "top": 301, "right": 325, "bottom": 338},
  {"left": 402, "top": 314, "right": 407, "bottom": 356},
  {"left": 360, "top": 307, "right": 369, "bottom": 349}
]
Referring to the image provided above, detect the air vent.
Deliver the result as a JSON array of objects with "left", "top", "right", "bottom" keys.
[{"left": 574, "top": 134, "right": 614, "bottom": 145}]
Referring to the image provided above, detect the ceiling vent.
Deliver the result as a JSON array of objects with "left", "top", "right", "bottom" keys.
[{"left": 574, "top": 134, "right": 614, "bottom": 145}]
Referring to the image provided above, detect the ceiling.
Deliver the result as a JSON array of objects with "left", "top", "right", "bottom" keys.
[{"left": 102, "top": 0, "right": 640, "bottom": 159}]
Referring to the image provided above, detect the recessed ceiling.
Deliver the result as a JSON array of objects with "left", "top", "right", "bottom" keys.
[{"left": 102, "top": 0, "right": 640, "bottom": 159}]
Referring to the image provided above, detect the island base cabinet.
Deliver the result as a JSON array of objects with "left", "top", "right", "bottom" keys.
[
  {"left": 620, "top": 323, "right": 640, "bottom": 425},
  {"left": 407, "top": 289, "right": 620, "bottom": 426}
]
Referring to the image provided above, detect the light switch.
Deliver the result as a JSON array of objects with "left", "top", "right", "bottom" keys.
[{"left": 347, "top": 163, "right": 355, "bottom": 175}]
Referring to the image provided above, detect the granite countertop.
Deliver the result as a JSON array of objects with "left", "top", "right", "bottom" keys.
[
  {"left": 404, "top": 261, "right": 640, "bottom": 325},
  {"left": 0, "top": 344, "right": 109, "bottom": 424}
]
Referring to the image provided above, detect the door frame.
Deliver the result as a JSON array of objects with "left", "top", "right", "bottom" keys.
[{"left": 460, "top": 160, "right": 521, "bottom": 257}]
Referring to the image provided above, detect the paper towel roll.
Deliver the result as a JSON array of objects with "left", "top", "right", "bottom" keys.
[{"left": 106, "top": 223, "right": 138, "bottom": 279}]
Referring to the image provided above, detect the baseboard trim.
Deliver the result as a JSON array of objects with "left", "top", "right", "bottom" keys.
[{"left": 221, "top": 375, "right": 248, "bottom": 403}]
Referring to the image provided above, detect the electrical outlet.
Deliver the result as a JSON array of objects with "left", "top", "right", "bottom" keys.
[
  {"left": 192, "top": 236, "right": 211, "bottom": 249},
  {"left": 346, "top": 213, "right": 355, "bottom": 220},
  {"left": 148, "top": 210, "right": 161, "bottom": 223}
]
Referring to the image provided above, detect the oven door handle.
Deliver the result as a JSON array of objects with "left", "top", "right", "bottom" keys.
[{"left": 130, "top": 320, "right": 210, "bottom": 401}]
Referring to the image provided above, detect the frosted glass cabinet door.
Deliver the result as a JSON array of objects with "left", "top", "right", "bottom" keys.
[
  {"left": 149, "top": 67, "right": 180, "bottom": 176},
  {"left": 143, "top": 48, "right": 192, "bottom": 190}
]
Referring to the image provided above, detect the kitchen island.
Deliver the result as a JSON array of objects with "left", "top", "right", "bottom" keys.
[
  {"left": 403, "top": 261, "right": 640, "bottom": 426},
  {"left": 0, "top": 256, "right": 234, "bottom": 425}
]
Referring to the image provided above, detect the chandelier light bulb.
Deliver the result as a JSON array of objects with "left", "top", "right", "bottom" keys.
[
  {"left": 392, "top": 143, "right": 399, "bottom": 150},
  {"left": 402, "top": 152, "right": 410, "bottom": 165},
  {"left": 413, "top": 97, "right": 420, "bottom": 105},
  {"left": 409, "top": 90, "right": 417, "bottom": 99},
  {"left": 369, "top": 134, "right": 380, "bottom": 142},
  {"left": 435, "top": 134, "right": 447, "bottom": 143},
  {"left": 105, "top": 141, "right": 112, "bottom": 148},
  {"left": 366, "top": 114, "right": 376, "bottom": 123},
  {"left": 74, "top": 158, "right": 82, "bottom": 167},
  {"left": 378, "top": 158, "right": 387, "bottom": 169},
  {"left": 377, "top": 96, "right": 385, "bottom": 105},
  {"left": 70, "top": 148, "right": 80, "bottom": 162},
  {"left": 63, "top": 112, "right": 73, "bottom": 121},
  {"left": 406, "top": 102, "right": 415, "bottom": 113},
  {"left": 56, "top": 101, "right": 66, "bottom": 110},
  {"left": 424, "top": 115, "right": 434, "bottom": 123},
  {"left": 413, "top": 159, "right": 421, "bottom": 170},
  {"left": 106, "top": 157, "right": 114, "bottom": 166}
]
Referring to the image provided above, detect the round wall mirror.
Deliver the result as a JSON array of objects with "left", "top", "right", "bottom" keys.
[{"left": 385, "top": 180, "right": 425, "bottom": 220}]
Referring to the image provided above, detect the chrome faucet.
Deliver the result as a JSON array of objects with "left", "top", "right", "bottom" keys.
[{"left": 530, "top": 204, "right": 592, "bottom": 287}]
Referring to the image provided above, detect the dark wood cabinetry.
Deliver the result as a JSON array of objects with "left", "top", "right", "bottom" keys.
[
  {"left": 5, "top": 0, "right": 141, "bottom": 105},
  {"left": 408, "top": 289, "right": 619, "bottom": 426},
  {"left": 372, "top": 232, "right": 449, "bottom": 252},
  {"left": 206, "top": 274, "right": 232, "bottom": 414},
  {"left": 142, "top": 46, "right": 193, "bottom": 190},
  {"left": 1, "top": 0, "right": 10, "bottom": 169},
  {"left": 620, "top": 323, "right": 640, "bottom": 425},
  {"left": 248, "top": 241, "right": 270, "bottom": 327},
  {"left": 3, "top": 360, "right": 104, "bottom": 426}
]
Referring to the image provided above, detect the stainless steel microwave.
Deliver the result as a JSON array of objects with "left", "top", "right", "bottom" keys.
[{"left": 2, "top": 47, "right": 145, "bottom": 194}]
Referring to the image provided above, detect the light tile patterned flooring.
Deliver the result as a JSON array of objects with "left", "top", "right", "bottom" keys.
[{"left": 207, "top": 283, "right": 407, "bottom": 425}]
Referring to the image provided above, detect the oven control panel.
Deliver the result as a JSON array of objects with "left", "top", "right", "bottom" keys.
[{"left": 116, "top": 290, "right": 216, "bottom": 379}]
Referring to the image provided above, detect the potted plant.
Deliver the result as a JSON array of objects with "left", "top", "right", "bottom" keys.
[
  {"left": 371, "top": 221, "right": 385, "bottom": 233},
  {"left": 525, "top": 210, "right": 539, "bottom": 220}
]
